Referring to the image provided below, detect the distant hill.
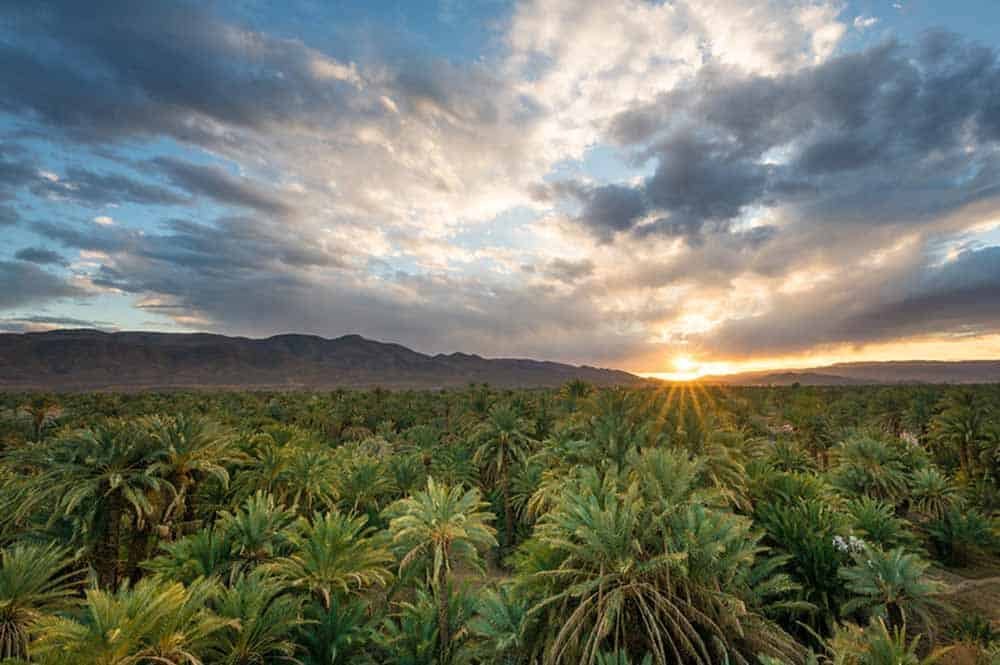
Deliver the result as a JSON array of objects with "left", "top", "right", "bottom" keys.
[
  {"left": 702, "top": 361, "right": 1000, "bottom": 385},
  {"left": 0, "top": 329, "right": 643, "bottom": 391}
]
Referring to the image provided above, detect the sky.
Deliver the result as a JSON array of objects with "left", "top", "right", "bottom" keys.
[{"left": 2, "top": 0, "right": 1000, "bottom": 379}]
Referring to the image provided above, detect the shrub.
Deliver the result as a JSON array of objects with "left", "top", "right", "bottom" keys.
[{"left": 927, "top": 507, "right": 998, "bottom": 566}]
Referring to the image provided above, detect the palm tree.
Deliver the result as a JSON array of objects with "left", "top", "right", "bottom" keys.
[
  {"left": 830, "top": 436, "right": 909, "bottom": 504},
  {"left": 839, "top": 546, "right": 945, "bottom": 634},
  {"left": 270, "top": 510, "right": 393, "bottom": 610},
  {"left": 144, "top": 528, "right": 235, "bottom": 584},
  {"left": 298, "top": 595, "right": 374, "bottom": 665},
  {"left": 209, "top": 570, "right": 303, "bottom": 665},
  {"left": 385, "top": 478, "right": 497, "bottom": 661},
  {"left": 216, "top": 491, "right": 296, "bottom": 569},
  {"left": 19, "top": 421, "right": 168, "bottom": 589},
  {"left": 32, "top": 576, "right": 231, "bottom": 665},
  {"left": 278, "top": 446, "right": 340, "bottom": 514},
  {"left": 17, "top": 399, "right": 63, "bottom": 442},
  {"left": 468, "top": 586, "right": 536, "bottom": 664},
  {"left": 146, "top": 414, "right": 242, "bottom": 535},
  {"left": 823, "top": 619, "right": 951, "bottom": 665},
  {"left": 0, "top": 543, "right": 81, "bottom": 660},
  {"left": 472, "top": 403, "right": 535, "bottom": 550},
  {"left": 559, "top": 379, "right": 593, "bottom": 412},
  {"left": 520, "top": 466, "right": 802, "bottom": 665},
  {"left": 908, "top": 467, "right": 958, "bottom": 520},
  {"left": 931, "top": 391, "right": 990, "bottom": 477}
]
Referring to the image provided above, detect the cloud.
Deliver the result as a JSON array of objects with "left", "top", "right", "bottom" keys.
[
  {"left": 689, "top": 244, "right": 1000, "bottom": 357},
  {"left": 853, "top": 15, "right": 879, "bottom": 30},
  {"left": 150, "top": 157, "right": 292, "bottom": 216},
  {"left": 0, "top": 0, "right": 367, "bottom": 144},
  {"left": 14, "top": 247, "right": 68, "bottom": 266},
  {"left": 0, "top": 315, "right": 115, "bottom": 333},
  {"left": 0, "top": 261, "right": 86, "bottom": 310},
  {"left": 554, "top": 33, "right": 1000, "bottom": 246},
  {"left": 29, "top": 166, "right": 187, "bottom": 207},
  {"left": 2, "top": 0, "right": 1000, "bottom": 368},
  {"left": 541, "top": 257, "right": 596, "bottom": 283},
  {"left": 0, "top": 206, "right": 19, "bottom": 225}
]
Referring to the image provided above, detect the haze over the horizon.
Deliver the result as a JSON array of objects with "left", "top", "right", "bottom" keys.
[{"left": 2, "top": 1, "right": 1000, "bottom": 380}]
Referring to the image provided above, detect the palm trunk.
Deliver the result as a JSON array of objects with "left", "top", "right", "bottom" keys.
[
  {"left": 125, "top": 524, "right": 151, "bottom": 585},
  {"left": 436, "top": 552, "right": 450, "bottom": 663},
  {"left": 887, "top": 602, "right": 904, "bottom": 631},
  {"left": 437, "top": 582, "right": 450, "bottom": 663},
  {"left": 95, "top": 491, "right": 123, "bottom": 589},
  {"left": 502, "top": 465, "right": 514, "bottom": 552}
]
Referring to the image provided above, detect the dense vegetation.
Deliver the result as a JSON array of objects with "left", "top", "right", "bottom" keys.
[{"left": 1, "top": 383, "right": 999, "bottom": 665}]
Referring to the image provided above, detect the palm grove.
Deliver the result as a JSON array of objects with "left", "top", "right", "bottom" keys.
[{"left": 0, "top": 382, "right": 999, "bottom": 665}]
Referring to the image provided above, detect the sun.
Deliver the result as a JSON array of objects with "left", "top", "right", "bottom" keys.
[
  {"left": 646, "top": 354, "right": 703, "bottom": 382},
  {"left": 672, "top": 354, "right": 698, "bottom": 373},
  {"left": 638, "top": 354, "right": 740, "bottom": 382}
]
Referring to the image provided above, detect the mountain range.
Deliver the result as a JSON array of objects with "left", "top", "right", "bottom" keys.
[
  {"left": 702, "top": 361, "right": 1000, "bottom": 385},
  {"left": 1, "top": 330, "right": 997, "bottom": 391},
  {"left": 0, "top": 329, "right": 642, "bottom": 391}
]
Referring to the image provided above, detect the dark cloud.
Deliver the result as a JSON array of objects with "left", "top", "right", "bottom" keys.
[
  {"left": 697, "top": 245, "right": 1000, "bottom": 357},
  {"left": 31, "top": 166, "right": 187, "bottom": 207},
  {"left": 32, "top": 220, "right": 137, "bottom": 254},
  {"left": 34, "top": 214, "right": 346, "bottom": 289},
  {"left": 567, "top": 183, "right": 648, "bottom": 240},
  {"left": 0, "top": 206, "right": 18, "bottom": 225},
  {"left": 0, "top": 0, "right": 369, "bottom": 144},
  {"left": 14, "top": 247, "right": 68, "bottom": 266},
  {"left": 0, "top": 315, "right": 114, "bottom": 333},
  {"left": 0, "top": 156, "right": 38, "bottom": 192},
  {"left": 541, "top": 257, "right": 595, "bottom": 282},
  {"left": 582, "top": 34, "right": 1000, "bottom": 240},
  {"left": 150, "top": 157, "right": 291, "bottom": 216},
  {"left": 0, "top": 261, "right": 85, "bottom": 310}
]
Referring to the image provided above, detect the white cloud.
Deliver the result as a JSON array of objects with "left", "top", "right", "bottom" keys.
[{"left": 853, "top": 15, "right": 879, "bottom": 29}]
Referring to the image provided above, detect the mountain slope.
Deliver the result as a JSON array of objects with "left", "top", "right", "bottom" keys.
[
  {"left": 0, "top": 329, "right": 643, "bottom": 391},
  {"left": 702, "top": 361, "right": 1000, "bottom": 385}
]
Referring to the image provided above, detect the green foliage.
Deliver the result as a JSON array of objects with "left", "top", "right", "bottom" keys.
[
  {"left": 839, "top": 546, "right": 944, "bottom": 633},
  {"left": 270, "top": 510, "right": 393, "bottom": 608},
  {"left": 845, "top": 497, "right": 917, "bottom": 552},
  {"left": 0, "top": 384, "right": 995, "bottom": 665},
  {"left": 0, "top": 543, "right": 81, "bottom": 660},
  {"left": 926, "top": 506, "right": 998, "bottom": 566},
  {"left": 830, "top": 437, "right": 909, "bottom": 504},
  {"left": 33, "top": 576, "right": 232, "bottom": 665},
  {"left": 950, "top": 613, "right": 1000, "bottom": 648},
  {"left": 823, "top": 619, "right": 948, "bottom": 665},
  {"left": 908, "top": 467, "right": 958, "bottom": 520},
  {"left": 210, "top": 570, "right": 304, "bottom": 665}
]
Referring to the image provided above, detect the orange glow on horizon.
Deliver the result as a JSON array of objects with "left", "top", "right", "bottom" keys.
[{"left": 639, "top": 333, "right": 1000, "bottom": 381}]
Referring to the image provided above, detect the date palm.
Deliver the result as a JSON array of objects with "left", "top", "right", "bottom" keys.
[
  {"left": 32, "top": 576, "right": 232, "bottom": 665},
  {"left": 839, "top": 546, "right": 945, "bottom": 634},
  {"left": 144, "top": 528, "right": 235, "bottom": 584},
  {"left": 16, "top": 399, "right": 63, "bottom": 443},
  {"left": 217, "top": 491, "right": 296, "bottom": 569},
  {"left": 931, "top": 391, "right": 990, "bottom": 476},
  {"left": 22, "top": 422, "right": 168, "bottom": 589},
  {"left": 522, "top": 469, "right": 802, "bottom": 665},
  {"left": 209, "top": 570, "right": 303, "bottom": 665},
  {"left": 385, "top": 478, "right": 497, "bottom": 661},
  {"left": 270, "top": 510, "right": 393, "bottom": 610},
  {"left": 468, "top": 586, "right": 535, "bottom": 664},
  {"left": 0, "top": 543, "right": 81, "bottom": 660},
  {"left": 908, "top": 467, "right": 958, "bottom": 520},
  {"left": 472, "top": 403, "right": 535, "bottom": 550},
  {"left": 146, "top": 414, "right": 242, "bottom": 535}
]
